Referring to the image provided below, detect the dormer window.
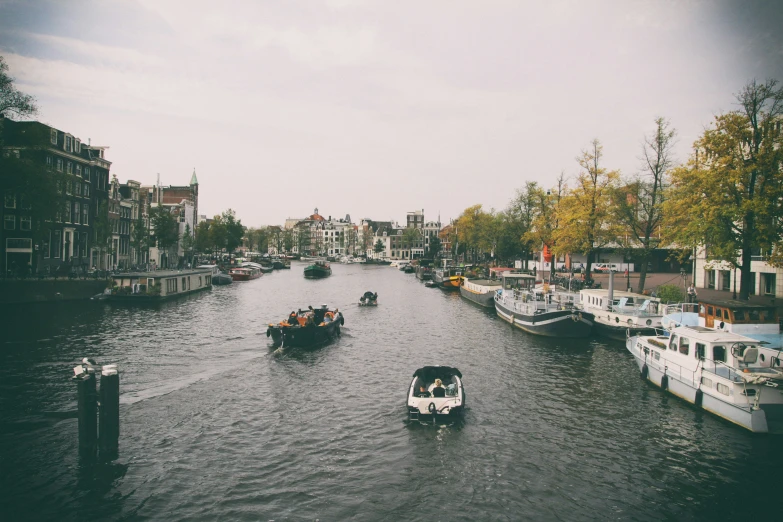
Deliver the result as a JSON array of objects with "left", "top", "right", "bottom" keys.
[{"left": 50, "top": 129, "right": 57, "bottom": 144}]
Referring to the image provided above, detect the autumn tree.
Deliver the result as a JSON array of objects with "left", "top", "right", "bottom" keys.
[
  {"left": 611, "top": 118, "right": 676, "bottom": 292},
  {"left": 555, "top": 140, "right": 620, "bottom": 279},
  {"left": 500, "top": 182, "right": 540, "bottom": 267},
  {"left": 665, "top": 79, "right": 783, "bottom": 300},
  {"left": 525, "top": 174, "right": 566, "bottom": 278}
]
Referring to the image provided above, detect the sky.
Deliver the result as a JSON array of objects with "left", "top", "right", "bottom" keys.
[{"left": 1, "top": 0, "right": 782, "bottom": 227}]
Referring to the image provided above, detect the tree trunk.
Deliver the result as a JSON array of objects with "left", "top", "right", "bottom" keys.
[
  {"left": 637, "top": 261, "right": 648, "bottom": 294},
  {"left": 586, "top": 251, "right": 594, "bottom": 280},
  {"left": 739, "top": 246, "right": 752, "bottom": 300}
]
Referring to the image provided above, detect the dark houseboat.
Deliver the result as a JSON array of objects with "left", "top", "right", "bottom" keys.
[{"left": 304, "top": 260, "right": 332, "bottom": 279}]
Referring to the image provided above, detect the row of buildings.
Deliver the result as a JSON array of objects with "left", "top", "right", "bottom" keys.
[{"left": 1, "top": 116, "right": 199, "bottom": 276}]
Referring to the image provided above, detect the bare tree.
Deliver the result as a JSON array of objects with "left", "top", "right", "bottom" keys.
[{"left": 0, "top": 57, "right": 38, "bottom": 119}]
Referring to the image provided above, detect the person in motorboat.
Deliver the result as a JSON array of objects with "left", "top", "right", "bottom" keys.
[
  {"left": 415, "top": 385, "right": 430, "bottom": 398},
  {"left": 323, "top": 313, "right": 332, "bottom": 323},
  {"left": 430, "top": 378, "right": 446, "bottom": 397},
  {"left": 287, "top": 311, "right": 299, "bottom": 326}
]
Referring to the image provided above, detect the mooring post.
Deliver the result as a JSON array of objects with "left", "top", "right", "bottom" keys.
[
  {"left": 99, "top": 364, "right": 120, "bottom": 456},
  {"left": 74, "top": 368, "right": 98, "bottom": 455}
]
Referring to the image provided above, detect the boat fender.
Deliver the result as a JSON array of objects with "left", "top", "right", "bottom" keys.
[
  {"left": 640, "top": 364, "right": 648, "bottom": 379},
  {"left": 339, "top": 314, "right": 345, "bottom": 326},
  {"left": 695, "top": 389, "right": 703, "bottom": 407},
  {"left": 660, "top": 374, "right": 669, "bottom": 391},
  {"left": 266, "top": 328, "right": 271, "bottom": 337},
  {"left": 428, "top": 402, "right": 437, "bottom": 415}
]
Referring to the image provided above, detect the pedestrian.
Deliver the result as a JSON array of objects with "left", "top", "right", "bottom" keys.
[{"left": 687, "top": 284, "right": 698, "bottom": 304}]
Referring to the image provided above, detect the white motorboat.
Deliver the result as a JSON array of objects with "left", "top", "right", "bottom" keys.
[
  {"left": 627, "top": 326, "right": 783, "bottom": 433},
  {"left": 579, "top": 273, "right": 663, "bottom": 340},
  {"left": 407, "top": 366, "right": 465, "bottom": 420}
]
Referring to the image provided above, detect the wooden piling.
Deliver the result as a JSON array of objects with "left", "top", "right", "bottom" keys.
[
  {"left": 99, "top": 365, "right": 120, "bottom": 456},
  {"left": 76, "top": 372, "right": 98, "bottom": 455}
]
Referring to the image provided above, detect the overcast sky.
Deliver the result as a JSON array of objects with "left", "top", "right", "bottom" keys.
[{"left": 1, "top": 0, "right": 781, "bottom": 226}]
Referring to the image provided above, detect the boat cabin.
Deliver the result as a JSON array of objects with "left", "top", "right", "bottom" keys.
[
  {"left": 499, "top": 272, "right": 536, "bottom": 293},
  {"left": 110, "top": 269, "right": 212, "bottom": 299},
  {"left": 698, "top": 299, "right": 778, "bottom": 332},
  {"left": 580, "top": 288, "right": 661, "bottom": 316}
]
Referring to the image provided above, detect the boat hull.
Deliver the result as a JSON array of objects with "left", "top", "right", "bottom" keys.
[
  {"left": 435, "top": 276, "right": 461, "bottom": 289},
  {"left": 267, "top": 320, "right": 342, "bottom": 347},
  {"left": 495, "top": 298, "right": 593, "bottom": 337},
  {"left": 304, "top": 267, "right": 331, "bottom": 278},
  {"left": 459, "top": 286, "right": 496, "bottom": 308},
  {"left": 594, "top": 320, "right": 657, "bottom": 341},
  {"left": 231, "top": 272, "right": 261, "bottom": 281},
  {"left": 212, "top": 273, "right": 233, "bottom": 285},
  {"left": 626, "top": 336, "right": 783, "bottom": 433}
]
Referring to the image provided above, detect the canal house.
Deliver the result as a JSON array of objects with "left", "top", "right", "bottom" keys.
[{"left": 109, "top": 269, "right": 212, "bottom": 300}]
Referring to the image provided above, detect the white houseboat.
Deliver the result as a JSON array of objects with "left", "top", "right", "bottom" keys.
[
  {"left": 459, "top": 277, "right": 502, "bottom": 308},
  {"left": 579, "top": 273, "right": 663, "bottom": 340},
  {"left": 628, "top": 326, "right": 783, "bottom": 433},
  {"left": 109, "top": 269, "right": 213, "bottom": 301}
]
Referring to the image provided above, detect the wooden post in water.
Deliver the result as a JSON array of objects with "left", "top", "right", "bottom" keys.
[
  {"left": 74, "top": 368, "right": 97, "bottom": 455},
  {"left": 99, "top": 364, "right": 120, "bottom": 456}
]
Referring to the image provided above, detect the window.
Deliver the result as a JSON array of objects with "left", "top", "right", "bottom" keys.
[
  {"left": 166, "top": 278, "right": 178, "bottom": 293},
  {"left": 716, "top": 383, "right": 730, "bottom": 396},
  {"left": 43, "top": 231, "right": 50, "bottom": 258},
  {"left": 74, "top": 231, "right": 80, "bottom": 258},
  {"left": 4, "top": 215, "right": 14, "bottom": 230},
  {"left": 763, "top": 274, "right": 776, "bottom": 296},
  {"left": 679, "top": 337, "right": 690, "bottom": 355},
  {"left": 669, "top": 334, "right": 678, "bottom": 351},
  {"left": 75, "top": 139, "right": 80, "bottom": 153},
  {"left": 84, "top": 167, "right": 90, "bottom": 181},
  {"left": 733, "top": 309, "right": 745, "bottom": 321},
  {"left": 4, "top": 192, "right": 15, "bottom": 208},
  {"left": 67, "top": 162, "right": 73, "bottom": 174},
  {"left": 65, "top": 136, "right": 72, "bottom": 152},
  {"left": 53, "top": 230, "right": 62, "bottom": 258},
  {"left": 695, "top": 342, "right": 706, "bottom": 359},
  {"left": 721, "top": 270, "right": 731, "bottom": 291},
  {"left": 64, "top": 201, "right": 71, "bottom": 222},
  {"left": 56, "top": 158, "right": 63, "bottom": 172},
  {"left": 46, "top": 155, "right": 53, "bottom": 167},
  {"left": 76, "top": 164, "right": 82, "bottom": 177},
  {"left": 66, "top": 181, "right": 72, "bottom": 195},
  {"left": 83, "top": 183, "right": 90, "bottom": 197},
  {"left": 713, "top": 345, "right": 726, "bottom": 363},
  {"left": 701, "top": 376, "right": 712, "bottom": 388},
  {"left": 73, "top": 202, "right": 80, "bottom": 224},
  {"left": 50, "top": 129, "right": 57, "bottom": 144},
  {"left": 82, "top": 205, "right": 88, "bottom": 225},
  {"left": 749, "top": 309, "right": 760, "bottom": 321},
  {"left": 20, "top": 216, "right": 31, "bottom": 231},
  {"left": 707, "top": 270, "right": 716, "bottom": 289},
  {"left": 75, "top": 182, "right": 82, "bottom": 196}
]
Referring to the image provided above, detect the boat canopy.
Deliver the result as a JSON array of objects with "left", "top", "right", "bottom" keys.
[{"left": 413, "top": 366, "right": 462, "bottom": 380}]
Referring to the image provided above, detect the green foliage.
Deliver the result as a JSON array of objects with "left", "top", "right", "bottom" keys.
[
  {"left": 195, "top": 221, "right": 211, "bottom": 253},
  {"left": 283, "top": 229, "right": 294, "bottom": 251},
  {"left": 428, "top": 235, "right": 441, "bottom": 258},
  {"left": 131, "top": 214, "right": 149, "bottom": 257},
  {"left": 373, "top": 239, "right": 384, "bottom": 254},
  {"left": 0, "top": 56, "right": 38, "bottom": 119},
  {"left": 656, "top": 284, "right": 684, "bottom": 303},
  {"left": 221, "top": 209, "right": 245, "bottom": 254},
  {"left": 150, "top": 206, "right": 179, "bottom": 251}
]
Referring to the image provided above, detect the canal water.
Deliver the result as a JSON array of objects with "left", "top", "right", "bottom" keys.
[{"left": 0, "top": 263, "right": 779, "bottom": 521}]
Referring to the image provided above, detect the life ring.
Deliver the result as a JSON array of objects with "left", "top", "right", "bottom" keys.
[
  {"left": 640, "top": 364, "right": 648, "bottom": 379},
  {"left": 660, "top": 374, "right": 669, "bottom": 391}
]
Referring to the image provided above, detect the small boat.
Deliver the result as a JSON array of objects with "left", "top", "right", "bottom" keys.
[
  {"left": 460, "top": 277, "right": 502, "bottom": 308},
  {"left": 628, "top": 326, "right": 783, "bottom": 433},
  {"left": 197, "top": 264, "right": 233, "bottom": 285},
  {"left": 424, "top": 281, "right": 438, "bottom": 288},
  {"left": 407, "top": 366, "right": 465, "bottom": 420},
  {"left": 304, "top": 260, "right": 332, "bottom": 279},
  {"left": 266, "top": 305, "right": 344, "bottom": 347},
  {"left": 229, "top": 266, "right": 262, "bottom": 281},
  {"left": 433, "top": 266, "right": 463, "bottom": 289},
  {"left": 242, "top": 261, "right": 273, "bottom": 274},
  {"left": 359, "top": 291, "right": 378, "bottom": 306},
  {"left": 579, "top": 272, "right": 662, "bottom": 341},
  {"left": 494, "top": 273, "right": 593, "bottom": 337},
  {"left": 271, "top": 257, "right": 290, "bottom": 269}
]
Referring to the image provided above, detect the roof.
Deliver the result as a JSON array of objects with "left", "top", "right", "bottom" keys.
[
  {"left": 113, "top": 269, "right": 211, "bottom": 278},
  {"left": 502, "top": 273, "right": 536, "bottom": 279},
  {"left": 697, "top": 298, "right": 774, "bottom": 309},
  {"left": 190, "top": 169, "right": 198, "bottom": 185},
  {"left": 674, "top": 325, "right": 762, "bottom": 344},
  {"left": 581, "top": 288, "right": 661, "bottom": 301}
]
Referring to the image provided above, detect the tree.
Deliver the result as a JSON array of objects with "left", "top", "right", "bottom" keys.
[
  {"left": 283, "top": 229, "right": 294, "bottom": 252},
  {"left": 402, "top": 227, "right": 420, "bottom": 258},
  {"left": 93, "top": 201, "right": 112, "bottom": 269},
  {"left": 500, "top": 182, "right": 539, "bottom": 267},
  {"left": 555, "top": 140, "right": 620, "bottom": 279},
  {"left": 665, "top": 79, "right": 783, "bottom": 299},
  {"left": 181, "top": 223, "right": 195, "bottom": 266},
  {"left": 150, "top": 206, "right": 179, "bottom": 267},
  {"left": 195, "top": 220, "right": 212, "bottom": 254},
  {"left": 130, "top": 214, "right": 149, "bottom": 267},
  {"left": 612, "top": 118, "right": 676, "bottom": 292},
  {"left": 221, "top": 209, "right": 245, "bottom": 255},
  {"left": 524, "top": 175, "right": 566, "bottom": 278},
  {"left": 374, "top": 239, "right": 385, "bottom": 256},
  {"left": 428, "top": 234, "right": 441, "bottom": 259},
  {"left": 0, "top": 56, "right": 37, "bottom": 119},
  {"left": 361, "top": 226, "right": 374, "bottom": 256}
]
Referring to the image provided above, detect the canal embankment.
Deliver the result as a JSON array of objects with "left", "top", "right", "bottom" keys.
[{"left": 0, "top": 279, "right": 108, "bottom": 304}]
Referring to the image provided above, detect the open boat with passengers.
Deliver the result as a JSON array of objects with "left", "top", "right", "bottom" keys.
[
  {"left": 407, "top": 366, "right": 465, "bottom": 420},
  {"left": 266, "top": 305, "right": 344, "bottom": 347},
  {"left": 494, "top": 272, "right": 593, "bottom": 337},
  {"left": 359, "top": 291, "right": 378, "bottom": 306},
  {"left": 304, "top": 260, "right": 332, "bottom": 279},
  {"left": 627, "top": 325, "right": 783, "bottom": 433}
]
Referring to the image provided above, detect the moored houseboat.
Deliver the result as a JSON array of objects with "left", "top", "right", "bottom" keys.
[
  {"left": 304, "top": 260, "right": 332, "bottom": 279},
  {"left": 494, "top": 273, "right": 593, "bottom": 337},
  {"left": 415, "top": 265, "right": 434, "bottom": 280},
  {"left": 628, "top": 325, "right": 783, "bottom": 433},
  {"left": 108, "top": 269, "right": 213, "bottom": 301},
  {"left": 459, "top": 277, "right": 502, "bottom": 308},
  {"left": 229, "top": 266, "right": 262, "bottom": 281},
  {"left": 433, "top": 266, "right": 463, "bottom": 289},
  {"left": 197, "top": 264, "right": 233, "bottom": 285}
]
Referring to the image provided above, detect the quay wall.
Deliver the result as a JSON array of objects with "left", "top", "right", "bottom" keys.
[{"left": 0, "top": 280, "right": 108, "bottom": 304}]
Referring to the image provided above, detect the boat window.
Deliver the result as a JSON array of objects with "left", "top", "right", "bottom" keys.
[
  {"left": 723, "top": 309, "right": 731, "bottom": 320},
  {"left": 749, "top": 309, "right": 760, "bottom": 321},
  {"left": 700, "top": 305, "right": 705, "bottom": 314},
  {"left": 707, "top": 306, "right": 714, "bottom": 316},
  {"left": 764, "top": 308, "right": 776, "bottom": 322},
  {"left": 701, "top": 376, "right": 712, "bottom": 387},
  {"left": 695, "top": 343, "right": 706, "bottom": 359},
  {"left": 732, "top": 309, "right": 745, "bottom": 321},
  {"left": 679, "top": 337, "right": 690, "bottom": 355},
  {"left": 654, "top": 351, "right": 660, "bottom": 361},
  {"left": 713, "top": 345, "right": 726, "bottom": 363},
  {"left": 716, "top": 383, "right": 730, "bottom": 396},
  {"left": 626, "top": 298, "right": 635, "bottom": 305},
  {"left": 669, "top": 334, "right": 678, "bottom": 351}
]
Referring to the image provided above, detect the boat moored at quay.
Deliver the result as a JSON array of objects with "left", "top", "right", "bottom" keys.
[
  {"left": 433, "top": 266, "right": 463, "bottom": 289},
  {"left": 494, "top": 273, "right": 593, "bottom": 337},
  {"left": 108, "top": 269, "right": 213, "bottom": 301},
  {"left": 628, "top": 326, "right": 783, "bottom": 433},
  {"left": 459, "top": 277, "right": 502, "bottom": 308},
  {"left": 229, "top": 266, "right": 262, "bottom": 281},
  {"left": 197, "top": 264, "right": 233, "bottom": 285}
]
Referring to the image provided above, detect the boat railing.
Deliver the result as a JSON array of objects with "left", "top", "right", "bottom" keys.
[
  {"left": 663, "top": 302, "right": 699, "bottom": 316},
  {"left": 608, "top": 304, "right": 662, "bottom": 318},
  {"left": 701, "top": 360, "right": 746, "bottom": 384}
]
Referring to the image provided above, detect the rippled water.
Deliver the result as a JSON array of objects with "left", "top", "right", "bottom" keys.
[{"left": 1, "top": 263, "right": 780, "bottom": 521}]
